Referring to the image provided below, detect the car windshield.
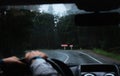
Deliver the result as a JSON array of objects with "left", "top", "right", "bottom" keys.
[{"left": 0, "top": 3, "right": 120, "bottom": 65}]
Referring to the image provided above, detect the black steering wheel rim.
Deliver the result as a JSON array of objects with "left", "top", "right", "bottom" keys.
[
  {"left": 46, "top": 58, "right": 74, "bottom": 76},
  {"left": 0, "top": 58, "right": 74, "bottom": 76}
]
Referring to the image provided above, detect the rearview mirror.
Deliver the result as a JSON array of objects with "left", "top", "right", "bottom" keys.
[{"left": 75, "top": 13, "right": 120, "bottom": 26}]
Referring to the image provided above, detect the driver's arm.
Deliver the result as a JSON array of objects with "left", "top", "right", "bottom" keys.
[
  {"left": 1, "top": 56, "right": 23, "bottom": 64},
  {"left": 25, "top": 51, "right": 59, "bottom": 76}
]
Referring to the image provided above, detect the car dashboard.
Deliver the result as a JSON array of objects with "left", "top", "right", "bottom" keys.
[
  {"left": 0, "top": 61, "right": 120, "bottom": 76},
  {"left": 70, "top": 64, "right": 120, "bottom": 76}
]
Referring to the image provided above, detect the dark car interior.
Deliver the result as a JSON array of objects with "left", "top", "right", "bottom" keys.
[{"left": 0, "top": 0, "right": 120, "bottom": 76}]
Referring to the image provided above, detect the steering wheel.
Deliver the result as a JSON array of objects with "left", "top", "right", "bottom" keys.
[
  {"left": 0, "top": 58, "right": 74, "bottom": 76},
  {"left": 0, "top": 59, "right": 31, "bottom": 76},
  {"left": 46, "top": 58, "right": 74, "bottom": 76}
]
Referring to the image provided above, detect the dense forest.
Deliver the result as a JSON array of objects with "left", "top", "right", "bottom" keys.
[
  {"left": 0, "top": 8, "right": 55, "bottom": 57},
  {"left": 57, "top": 15, "right": 120, "bottom": 50},
  {"left": 0, "top": 8, "right": 120, "bottom": 57}
]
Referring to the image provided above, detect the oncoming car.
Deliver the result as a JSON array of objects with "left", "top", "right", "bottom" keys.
[{"left": 0, "top": 0, "right": 120, "bottom": 76}]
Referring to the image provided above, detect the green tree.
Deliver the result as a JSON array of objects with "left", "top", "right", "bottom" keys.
[
  {"left": 0, "top": 8, "right": 34, "bottom": 57},
  {"left": 57, "top": 15, "right": 79, "bottom": 48},
  {"left": 29, "top": 13, "right": 55, "bottom": 49}
]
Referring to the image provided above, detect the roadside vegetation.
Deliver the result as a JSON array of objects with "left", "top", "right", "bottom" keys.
[
  {"left": 0, "top": 7, "right": 120, "bottom": 57},
  {"left": 93, "top": 48, "right": 120, "bottom": 61}
]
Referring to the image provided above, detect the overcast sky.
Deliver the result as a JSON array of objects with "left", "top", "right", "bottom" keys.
[
  {"left": 39, "top": 4, "right": 88, "bottom": 16},
  {"left": 8, "top": 3, "right": 120, "bottom": 16}
]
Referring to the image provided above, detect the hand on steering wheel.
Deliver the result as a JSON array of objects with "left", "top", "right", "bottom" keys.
[
  {"left": 1, "top": 50, "right": 74, "bottom": 76},
  {"left": 2, "top": 50, "right": 48, "bottom": 64},
  {"left": 2, "top": 56, "right": 23, "bottom": 64},
  {"left": 25, "top": 50, "right": 48, "bottom": 63}
]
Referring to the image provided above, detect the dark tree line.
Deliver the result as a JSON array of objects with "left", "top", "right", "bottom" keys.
[
  {"left": 57, "top": 14, "right": 120, "bottom": 51},
  {"left": 29, "top": 13, "right": 55, "bottom": 49},
  {"left": 0, "top": 8, "right": 34, "bottom": 57},
  {"left": 57, "top": 15, "right": 79, "bottom": 48},
  {"left": 0, "top": 7, "right": 120, "bottom": 57},
  {"left": 0, "top": 8, "right": 55, "bottom": 57}
]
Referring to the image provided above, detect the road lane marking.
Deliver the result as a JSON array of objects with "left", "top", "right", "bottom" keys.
[
  {"left": 58, "top": 52, "right": 69, "bottom": 63},
  {"left": 79, "top": 52, "right": 103, "bottom": 64},
  {"left": 63, "top": 53, "right": 69, "bottom": 63}
]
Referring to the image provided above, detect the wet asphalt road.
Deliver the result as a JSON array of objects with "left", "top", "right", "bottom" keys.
[{"left": 41, "top": 50, "right": 118, "bottom": 65}]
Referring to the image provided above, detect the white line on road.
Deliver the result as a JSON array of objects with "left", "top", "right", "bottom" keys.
[
  {"left": 79, "top": 52, "right": 103, "bottom": 64},
  {"left": 58, "top": 52, "right": 69, "bottom": 63}
]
